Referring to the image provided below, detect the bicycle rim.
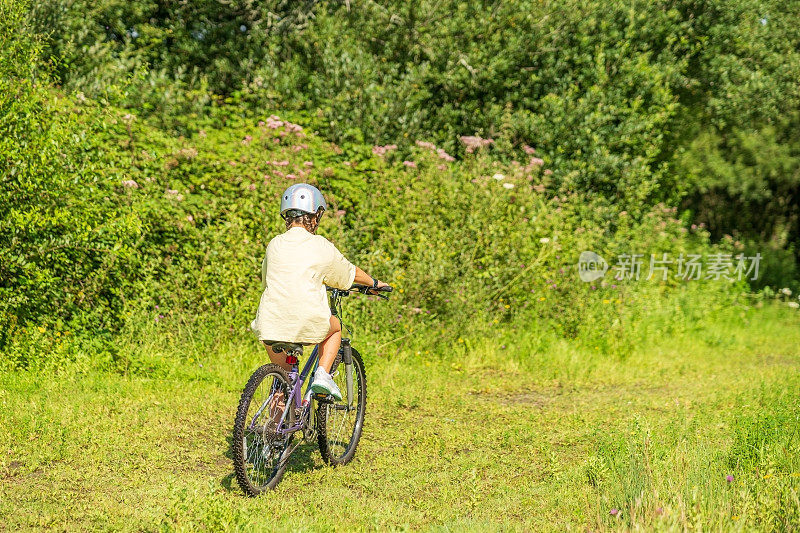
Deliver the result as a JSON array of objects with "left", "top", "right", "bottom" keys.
[
  {"left": 234, "top": 365, "right": 295, "bottom": 495},
  {"left": 317, "top": 349, "right": 366, "bottom": 465}
]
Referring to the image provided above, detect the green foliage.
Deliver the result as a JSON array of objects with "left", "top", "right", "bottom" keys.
[
  {"left": 675, "top": 121, "right": 800, "bottom": 286},
  {"left": 3, "top": 0, "right": 799, "bottom": 369},
  {"left": 0, "top": 0, "right": 141, "bottom": 351},
  {"left": 29, "top": 0, "right": 800, "bottom": 269},
  {"left": 0, "top": 73, "right": 761, "bottom": 370}
]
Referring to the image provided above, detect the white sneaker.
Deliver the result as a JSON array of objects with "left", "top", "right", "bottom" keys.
[{"left": 310, "top": 367, "right": 342, "bottom": 401}]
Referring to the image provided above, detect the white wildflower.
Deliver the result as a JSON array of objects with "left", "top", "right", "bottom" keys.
[
  {"left": 539, "top": 237, "right": 550, "bottom": 244},
  {"left": 502, "top": 183, "right": 515, "bottom": 189},
  {"left": 492, "top": 173, "right": 505, "bottom": 181}
]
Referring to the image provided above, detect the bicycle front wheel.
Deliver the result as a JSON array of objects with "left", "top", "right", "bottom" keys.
[
  {"left": 233, "top": 364, "right": 295, "bottom": 496},
  {"left": 317, "top": 346, "right": 367, "bottom": 465}
]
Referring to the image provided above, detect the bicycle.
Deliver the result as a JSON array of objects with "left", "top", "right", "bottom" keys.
[{"left": 232, "top": 283, "right": 392, "bottom": 496}]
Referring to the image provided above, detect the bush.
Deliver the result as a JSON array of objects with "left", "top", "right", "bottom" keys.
[
  {"left": 3, "top": 98, "right": 752, "bottom": 370},
  {"left": 0, "top": 0, "right": 141, "bottom": 351}
]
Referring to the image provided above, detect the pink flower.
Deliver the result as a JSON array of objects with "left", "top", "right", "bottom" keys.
[
  {"left": 335, "top": 209, "right": 346, "bottom": 217},
  {"left": 459, "top": 135, "right": 493, "bottom": 153},
  {"left": 257, "top": 121, "right": 265, "bottom": 127},
  {"left": 403, "top": 160, "right": 417, "bottom": 168},
  {"left": 248, "top": 184, "right": 256, "bottom": 190},
  {"left": 436, "top": 148, "right": 455, "bottom": 162},
  {"left": 186, "top": 215, "right": 194, "bottom": 222},
  {"left": 165, "top": 189, "right": 184, "bottom": 201},
  {"left": 438, "top": 164, "right": 447, "bottom": 170},
  {"left": 523, "top": 144, "right": 536, "bottom": 155},
  {"left": 530, "top": 157, "right": 544, "bottom": 166},
  {"left": 372, "top": 144, "right": 398, "bottom": 157},
  {"left": 286, "top": 174, "right": 298, "bottom": 179},
  {"left": 265, "top": 116, "right": 283, "bottom": 129},
  {"left": 303, "top": 161, "right": 313, "bottom": 167},
  {"left": 121, "top": 179, "right": 139, "bottom": 189},
  {"left": 241, "top": 135, "right": 253, "bottom": 145},
  {"left": 543, "top": 169, "right": 553, "bottom": 176},
  {"left": 415, "top": 140, "right": 436, "bottom": 150}
]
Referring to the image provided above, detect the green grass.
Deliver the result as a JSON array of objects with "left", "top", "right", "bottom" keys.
[{"left": 2, "top": 305, "right": 799, "bottom": 531}]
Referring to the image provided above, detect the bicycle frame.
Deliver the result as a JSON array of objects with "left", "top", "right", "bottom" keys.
[
  {"left": 264, "top": 286, "right": 373, "bottom": 437},
  {"left": 274, "top": 345, "right": 320, "bottom": 436}
]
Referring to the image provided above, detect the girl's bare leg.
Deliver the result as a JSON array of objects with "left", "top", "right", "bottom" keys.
[
  {"left": 317, "top": 315, "right": 342, "bottom": 373},
  {"left": 262, "top": 342, "right": 288, "bottom": 423},
  {"left": 263, "top": 342, "right": 290, "bottom": 371}
]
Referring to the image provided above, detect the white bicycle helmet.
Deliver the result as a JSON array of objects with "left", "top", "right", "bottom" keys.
[{"left": 280, "top": 183, "right": 327, "bottom": 219}]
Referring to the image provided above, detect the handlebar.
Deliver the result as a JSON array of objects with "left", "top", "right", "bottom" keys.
[{"left": 326, "top": 284, "right": 394, "bottom": 300}]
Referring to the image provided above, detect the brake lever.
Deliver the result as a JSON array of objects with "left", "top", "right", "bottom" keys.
[{"left": 359, "top": 288, "right": 390, "bottom": 300}]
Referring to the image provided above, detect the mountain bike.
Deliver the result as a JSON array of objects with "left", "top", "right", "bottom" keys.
[{"left": 232, "top": 284, "right": 392, "bottom": 496}]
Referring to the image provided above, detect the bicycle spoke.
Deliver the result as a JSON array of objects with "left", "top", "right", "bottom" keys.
[
  {"left": 322, "top": 357, "right": 362, "bottom": 461},
  {"left": 236, "top": 367, "right": 294, "bottom": 492}
]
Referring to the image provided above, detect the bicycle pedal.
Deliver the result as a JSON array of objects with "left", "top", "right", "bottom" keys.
[{"left": 313, "top": 392, "right": 335, "bottom": 403}]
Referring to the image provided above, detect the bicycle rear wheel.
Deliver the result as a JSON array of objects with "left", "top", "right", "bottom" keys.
[
  {"left": 233, "top": 364, "right": 295, "bottom": 495},
  {"left": 317, "top": 347, "right": 367, "bottom": 465}
]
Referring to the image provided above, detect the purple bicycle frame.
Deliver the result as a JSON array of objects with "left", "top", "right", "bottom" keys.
[{"left": 276, "top": 345, "right": 320, "bottom": 436}]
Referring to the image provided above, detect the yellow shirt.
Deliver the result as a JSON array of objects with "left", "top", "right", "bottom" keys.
[{"left": 250, "top": 227, "right": 357, "bottom": 344}]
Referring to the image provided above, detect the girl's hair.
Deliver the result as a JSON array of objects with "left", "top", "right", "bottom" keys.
[{"left": 285, "top": 208, "right": 323, "bottom": 233}]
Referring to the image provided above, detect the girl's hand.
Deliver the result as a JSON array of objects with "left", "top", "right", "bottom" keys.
[{"left": 368, "top": 280, "right": 392, "bottom": 295}]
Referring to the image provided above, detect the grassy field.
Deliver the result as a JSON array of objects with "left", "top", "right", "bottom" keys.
[{"left": 1, "top": 305, "right": 799, "bottom": 531}]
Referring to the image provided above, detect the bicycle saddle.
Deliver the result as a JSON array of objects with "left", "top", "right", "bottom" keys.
[{"left": 263, "top": 341, "right": 304, "bottom": 355}]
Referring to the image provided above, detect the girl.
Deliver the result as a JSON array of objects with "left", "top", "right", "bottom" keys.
[{"left": 250, "top": 183, "right": 389, "bottom": 399}]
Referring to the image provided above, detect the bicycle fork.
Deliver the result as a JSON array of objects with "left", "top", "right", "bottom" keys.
[{"left": 341, "top": 338, "right": 354, "bottom": 408}]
